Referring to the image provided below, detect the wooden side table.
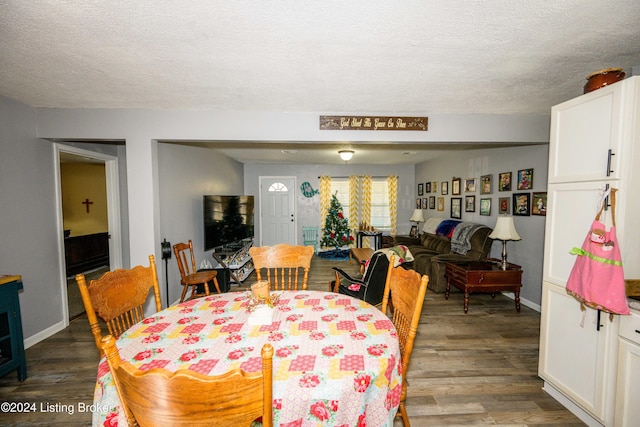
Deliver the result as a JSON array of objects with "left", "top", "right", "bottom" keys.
[{"left": 445, "top": 259, "right": 522, "bottom": 313}]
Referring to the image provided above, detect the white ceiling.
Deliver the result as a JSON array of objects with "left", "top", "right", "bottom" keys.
[{"left": 2, "top": 1, "right": 639, "bottom": 164}]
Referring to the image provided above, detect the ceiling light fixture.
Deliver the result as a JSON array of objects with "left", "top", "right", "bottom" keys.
[{"left": 339, "top": 150, "right": 354, "bottom": 162}]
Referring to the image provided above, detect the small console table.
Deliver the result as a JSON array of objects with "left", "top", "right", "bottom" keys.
[
  {"left": 445, "top": 258, "right": 522, "bottom": 313},
  {"left": 0, "top": 275, "right": 27, "bottom": 381},
  {"left": 356, "top": 231, "right": 383, "bottom": 250}
]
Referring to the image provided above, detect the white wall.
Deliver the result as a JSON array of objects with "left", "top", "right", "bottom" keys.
[
  {"left": 243, "top": 163, "right": 416, "bottom": 245},
  {"left": 157, "top": 143, "right": 244, "bottom": 304},
  {"left": 416, "top": 144, "right": 550, "bottom": 307}
]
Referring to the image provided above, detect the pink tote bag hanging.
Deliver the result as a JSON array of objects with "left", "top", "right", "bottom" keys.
[{"left": 566, "top": 188, "right": 630, "bottom": 315}]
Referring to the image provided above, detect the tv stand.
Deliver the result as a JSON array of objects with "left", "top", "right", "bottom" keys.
[{"left": 212, "top": 239, "right": 254, "bottom": 284}]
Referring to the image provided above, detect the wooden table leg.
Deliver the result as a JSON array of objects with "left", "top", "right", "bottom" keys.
[
  {"left": 515, "top": 291, "right": 521, "bottom": 312},
  {"left": 445, "top": 280, "right": 451, "bottom": 300},
  {"left": 464, "top": 290, "right": 470, "bottom": 313}
]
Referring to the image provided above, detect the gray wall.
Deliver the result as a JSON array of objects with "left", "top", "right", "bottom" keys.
[
  {"left": 157, "top": 143, "right": 244, "bottom": 304},
  {"left": 243, "top": 163, "right": 416, "bottom": 245},
  {"left": 2, "top": 96, "right": 550, "bottom": 345},
  {"left": 416, "top": 144, "right": 550, "bottom": 308},
  {"left": 0, "top": 96, "right": 63, "bottom": 341}
]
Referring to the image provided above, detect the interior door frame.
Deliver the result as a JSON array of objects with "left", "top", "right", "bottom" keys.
[
  {"left": 53, "top": 143, "right": 123, "bottom": 327},
  {"left": 258, "top": 176, "right": 297, "bottom": 246}
]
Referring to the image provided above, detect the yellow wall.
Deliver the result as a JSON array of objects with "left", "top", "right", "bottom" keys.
[{"left": 61, "top": 163, "right": 108, "bottom": 236}]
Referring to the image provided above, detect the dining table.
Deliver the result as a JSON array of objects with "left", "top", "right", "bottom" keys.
[{"left": 92, "top": 290, "right": 402, "bottom": 427}]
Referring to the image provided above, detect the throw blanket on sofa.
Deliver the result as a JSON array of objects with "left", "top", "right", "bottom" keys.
[
  {"left": 436, "top": 220, "right": 461, "bottom": 238},
  {"left": 451, "top": 222, "right": 488, "bottom": 255}
]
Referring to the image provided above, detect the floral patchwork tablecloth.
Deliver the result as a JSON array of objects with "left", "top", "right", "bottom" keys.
[{"left": 93, "top": 290, "right": 401, "bottom": 426}]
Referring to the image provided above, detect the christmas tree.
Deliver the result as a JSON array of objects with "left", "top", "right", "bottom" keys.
[{"left": 321, "top": 193, "right": 355, "bottom": 249}]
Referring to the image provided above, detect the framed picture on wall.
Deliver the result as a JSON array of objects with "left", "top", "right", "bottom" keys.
[
  {"left": 437, "top": 197, "right": 445, "bottom": 211},
  {"left": 513, "top": 193, "right": 531, "bottom": 216},
  {"left": 499, "top": 197, "right": 510, "bottom": 214},
  {"left": 532, "top": 192, "right": 547, "bottom": 216},
  {"left": 418, "top": 183, "right": 423, "bottom": 196},
  {"left": 441, "top": 181, "right": 448, "bottom": 195},
  {"left": 422, "top": 197, "right": 428, "bottom": 209},
  {"left": 425, "top": 182, "right": 431, "bottom": 193},
  {"left": 432, "top": 181, "right": 438, "bottom": 193},
  {"left": 429, "top": 196, "right": 436, "bottom": 209},
  {"left": 480, "top": 174, "right": 492, "bottom": 194},
  {"left": 452, "top": 177, "right": 461, "bottom": 195},
  {"left": 517, "top": 168, "right": 534, "bottom": 190},
  {"left": 465, "top": 195, "right": 476, "bottom": 212},
  {"left": 464, "top": 178, "right": 476, "bottom": 192},
  {"left": 499, "top": 172, "right": 512, "bottom": 191},
  {"left": 451, "top": 198, "right": 462, "bottom": 219},
  {"left": 416, "top": 198, "right": 421, "bottom": 209},
  {"left": 480, "top": 198, "right": 491, "bottom": 215}
]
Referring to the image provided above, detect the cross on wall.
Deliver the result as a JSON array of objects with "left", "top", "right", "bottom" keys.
[{"left": 82, "top": 198, "right": 93, "bottom": 213}]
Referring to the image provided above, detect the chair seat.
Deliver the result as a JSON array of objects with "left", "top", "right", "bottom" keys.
[{"left": 182, "top": 270, "right": 217, "bottom": 286}]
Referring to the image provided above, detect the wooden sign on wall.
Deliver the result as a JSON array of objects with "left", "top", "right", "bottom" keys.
[{"left": 319, "top": 115, "right": 428, "bottom": 131}]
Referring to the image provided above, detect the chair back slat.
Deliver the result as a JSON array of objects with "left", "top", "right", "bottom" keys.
[
  {"left": 250, "top": 244, "right": 314, "bottom": 291},
  {"left": 76, "top": 255, "right": 163, "bottom": 356},
  {"left": 101, "top": 335, "right": 274, "bottom": 427},
  {"left": 380, "top": 259, "right": 428, "bottom": 427}
]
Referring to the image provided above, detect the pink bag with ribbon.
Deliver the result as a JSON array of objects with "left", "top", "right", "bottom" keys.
[{"left": 566, "top": 188, "right": 630, "bottom": 315}]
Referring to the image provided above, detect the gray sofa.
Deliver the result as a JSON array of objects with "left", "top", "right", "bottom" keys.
[{"left": 394, "top": 220, "right": 494, "bottom": 293}]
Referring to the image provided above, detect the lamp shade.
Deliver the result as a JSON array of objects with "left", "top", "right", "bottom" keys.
[
  {"left": 489, "top": 216, "right": 521, "bottom": 241},
  {"left": 409, "top": 208, "right": 425, "bottom": 223}
]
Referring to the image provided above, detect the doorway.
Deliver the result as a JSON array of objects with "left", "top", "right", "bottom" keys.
[
  {"left": 54, "top": 144, "right": 123, "bottom": 325},
  {"left": 259, "top": 176, "right": 296, "bottom": 246}
]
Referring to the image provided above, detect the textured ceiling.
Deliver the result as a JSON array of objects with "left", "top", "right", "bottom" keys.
[{"left": 2, "top": 1, "right": 639, "bottom": 164}]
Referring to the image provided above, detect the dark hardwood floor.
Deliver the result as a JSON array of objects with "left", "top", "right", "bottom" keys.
[{"left": 0, "top": 254, "right": 584, "bottom": 426}]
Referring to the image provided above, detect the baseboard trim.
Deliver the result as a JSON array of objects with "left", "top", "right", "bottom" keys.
[{"left": 24, "top": 320, "right": 66, "bottom": 349}]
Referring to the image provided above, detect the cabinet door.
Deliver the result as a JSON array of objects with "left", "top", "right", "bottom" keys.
[
  {"left": 614, "top": 338, "right": 640, "bottom": 427},
  {"left": 548, "top": 82, "right": 623, "bottom": 184},
  {"left": 539, "top": 282, "right": 618, "bottom": 424},
  {"left": 543, "top": 181, "right": 620, "bottom": 287}
]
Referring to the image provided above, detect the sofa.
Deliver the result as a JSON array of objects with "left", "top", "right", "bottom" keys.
[{"left": 394, "top": 218, "right": 494, "bottom": 293}]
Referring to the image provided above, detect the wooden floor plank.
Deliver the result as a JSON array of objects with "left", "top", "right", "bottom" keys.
[{"left": 0, "top": 255, "right": 584, "bottom": 426}]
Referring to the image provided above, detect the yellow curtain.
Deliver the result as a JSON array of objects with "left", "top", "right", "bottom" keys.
[
  {"left": 319, "top": 176, "right": 332, "bottom": 248},
  {"left": 360, "top": 175, "right": 372, "bottom": 248},
  {"left": 349, "top": 175, "right": 360, "bottom": 238},
  {"left": 388, "top": 175, "right": 398, "bottom": 235}
]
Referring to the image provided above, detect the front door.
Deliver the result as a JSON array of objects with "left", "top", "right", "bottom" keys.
[{"left": 259, "top": 176, "right": 296, "bottom": 246}]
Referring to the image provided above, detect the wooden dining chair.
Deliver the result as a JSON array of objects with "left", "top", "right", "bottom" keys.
[
  {"left": 250, "top": 244, "right": 314, "bottom": 291},
  {"left": 380, "top": 260, "right": 429, "bottom": 427},
  {"left": 173, "top": 240, "right": 221, "bottom": 302},
  {"left": 76, "top": 254, "right": 163, "bottom": 356},
  {"left": 101, "top": 335, "right": 274, "bottom": 427}
]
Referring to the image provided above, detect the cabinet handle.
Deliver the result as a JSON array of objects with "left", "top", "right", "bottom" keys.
[
  {"left": 635, "top": 329, "right": 640, "bottom": 334},
  {"left": 606, "top": 149, "right": 615, "bottom": 176}
]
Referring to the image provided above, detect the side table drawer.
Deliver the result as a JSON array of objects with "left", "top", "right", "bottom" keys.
[{"left": 466, "top": 270, "right": 522, "bottom": 285}]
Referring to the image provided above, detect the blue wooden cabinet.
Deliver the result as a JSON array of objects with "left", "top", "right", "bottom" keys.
[{"left": 0, "top": 275, "right": 27, "bottom": 381}]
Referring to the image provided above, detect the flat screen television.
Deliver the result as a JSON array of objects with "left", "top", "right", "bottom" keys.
[{"left": 204, "top": 195, "right": 255, "bottom": 251}]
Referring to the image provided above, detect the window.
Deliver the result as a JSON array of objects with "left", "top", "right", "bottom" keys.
[
  {"left": 371, "top": 179, "right": 391, "bottom": 231},
  {"left": 330, "top": 177, "right": 391, "bottom": 231}
]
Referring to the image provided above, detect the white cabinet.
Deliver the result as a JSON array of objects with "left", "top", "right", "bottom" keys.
[
  {"left": 539, "top": 76, "right": 640, "bottom": 426},
  {"left": 614, "top": 310, "right": 640, "bottom": 427},
  {"left": 548, "top": 82, "right": 624, "bottom": 183},
  {"left": 539, "top": 282, "right": 619, "bottom": 423}
]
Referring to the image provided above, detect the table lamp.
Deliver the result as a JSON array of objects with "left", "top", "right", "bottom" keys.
[
  {"left": 409, "top": 208, "right": 425, "bottom": 237},
  {"left": 489, "top": 216, "right": 521, "bottom": 270}
]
